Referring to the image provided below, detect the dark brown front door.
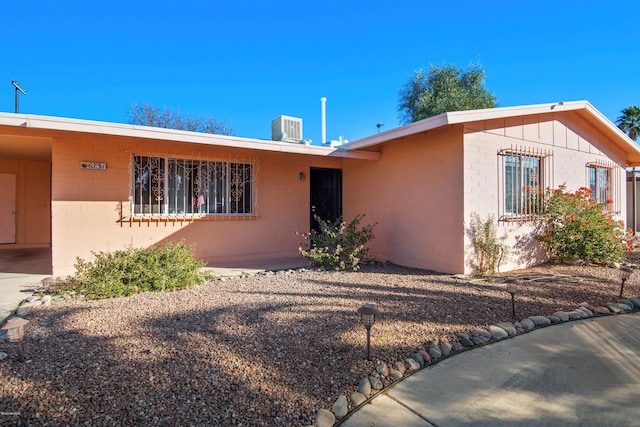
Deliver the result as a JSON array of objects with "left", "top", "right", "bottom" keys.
[{"left": 310, "top": 168, "right": 342, "bottom": 232}]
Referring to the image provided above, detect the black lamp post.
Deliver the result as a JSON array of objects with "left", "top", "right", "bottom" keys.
[
  {"left": 357, "top": 303, "right": 381, "bottom": 360},
  {"left": 505, "top": 279, "right": 518, "bottom": 320},
  {"left": 619, "top": 267, "right": 633, "bottom": 299},
  {"left": 1, "top": 317, "right": 29, "bottom": 362}
]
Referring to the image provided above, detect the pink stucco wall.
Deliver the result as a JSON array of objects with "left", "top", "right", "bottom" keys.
[
  {"left": 51, "top": 132, "right": 342, "bottom": 276},
  {"left": 344, "top": 125, "right": 465, "bottom": 273},
  {"left": 463, "top": 111, "right": 628, "bottom": 274}
]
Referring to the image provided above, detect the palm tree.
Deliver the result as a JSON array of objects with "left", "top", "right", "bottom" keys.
[{"left": 616, "top": 106, "right": 640, "bottom": 141}]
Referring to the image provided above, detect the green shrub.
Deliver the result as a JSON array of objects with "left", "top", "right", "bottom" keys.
[
  {"left": 537, "top": 185, "right": 631, "bottom": 264},
  {"left": 469, "top": 213, "right": 508, "bottom": 276},
  {"left": 298, "top": 214, "right": 377, "bottom": 271},
  {"left": 68, "top": 241, "right": 211, "bottom": 299}
]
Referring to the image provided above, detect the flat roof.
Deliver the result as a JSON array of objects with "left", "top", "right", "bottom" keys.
[{"left": 0, "top": 113, "right": 380, "bottom": 160}]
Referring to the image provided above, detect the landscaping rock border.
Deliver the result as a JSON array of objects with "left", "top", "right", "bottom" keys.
[{"left": 309, "top": 291, "right": 640, "bottom": 426}]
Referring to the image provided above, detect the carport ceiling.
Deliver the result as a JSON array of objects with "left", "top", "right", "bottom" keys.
[{"left": 0, "top": 134, "right": 52, "bottom": 161}]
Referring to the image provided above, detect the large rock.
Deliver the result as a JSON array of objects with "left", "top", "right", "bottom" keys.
[
  {"left": 472, "top": 329, "right": 492, "bottom": 339},
  {"left": 451, "top": 342, "right": 464, "bottom": 352},
  {"left": 630, "top": 297, "right": 640, "bottom": 309},
  {"left": 552, "top": 311, "right": 569, "bottom": 322},
  {"left": 489, "top": 325, "right": 508, "bottom": 340},
  {"left": 568, "top": 311, "right": 583, "bottom": 320},
  {"left": 394, "top": 361, "right": 406, "bottom": 375},
  {"left": 428, "top": 343, "right": 442, "bottom": 359},
  {"left": 350, "top": 392, "right": 366, "bottom": 406},
  {"left": 418, "top": 349, "right": 431, "bottom": 364},
  {"left": 332, "top": 395, "right": 348, "bottom": 419},
  {"left": 388, "top": 368, "right": 403, "bottom": 380},
  {"left": 494, "top": 322, "right": 516, "bottom": 336},
  {"left": 358, "top": 378, "right": 371, "bottom": 396},
  {"left": 520, "top": 318, "right": 535, "bottom": 331},
  {"left": 606, "top": 302, "right": 622, "bottom": 314},
  {"left": 577, "top": 307, "right": 593, "bottom": 317},
  {"left": 548, "top": 316, "right": 562, "bottom": 324},
  {"left": 376, "top": 363, "right": 389, "bottom": 377},
  {"left": 316, "top": 408, "right": 336, "bottom": 427},
  {"left": 528, "top": 316, "right": 552, "bottom": 327},
  {"left": 593, "top": 306, "right": 611, "bottom": 315},
  {"left": 369, "top": 375, "right": 383, "bottom": 390},
  {"left": 410, "top": 352, "right": 424, "bottom": 368},
  {"left": 405, "top": 357, "right": 420, "bottom": 371},
  {"left": 617, "top": 303, "right": 632, "bottom": 312},
  {"left": 15, "top": 305, "right": 33, "bottom": 318},
  {"left": 472, "top": 336, "right": 487, "bottom": 345},
  {"left": 440, "top": 342, "right": 452, "bottom": 356},
  {"left": 460, "top": 336, "right": 474, "bottom": 347}
]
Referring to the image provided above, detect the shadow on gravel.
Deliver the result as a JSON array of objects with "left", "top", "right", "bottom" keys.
[{"left": 1, "top": 261, "right": 638, "bottom": 426}]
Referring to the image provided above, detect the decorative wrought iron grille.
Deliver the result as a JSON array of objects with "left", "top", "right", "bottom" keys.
[
  {"left": 131, "top": 155, "right": 254, "bottom": 217},
  {"left": 499, "top": 146, "right": 553, "bottom": 221},
  {"left": 586, "top": 159, "right": 618, "bottom": 212}
]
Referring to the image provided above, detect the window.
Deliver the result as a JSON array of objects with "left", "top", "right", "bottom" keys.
[
  {"left": 500, "top": 147, "right": 552, "bottom": 220},
  {"left": 587, "top": 164, "right": 610, "bottom": 205},
  {"left": 132, "top": 155, "right": 253, "bottom": 216}
]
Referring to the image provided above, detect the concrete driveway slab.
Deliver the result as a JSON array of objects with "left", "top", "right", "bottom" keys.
[{"left": 341, "top": 313, "right": 640, "bottom": 427}]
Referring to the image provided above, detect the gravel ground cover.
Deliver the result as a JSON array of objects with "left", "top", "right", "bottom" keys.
[{"left": 2, "top": 256, "right": 640, "bottom": 426}]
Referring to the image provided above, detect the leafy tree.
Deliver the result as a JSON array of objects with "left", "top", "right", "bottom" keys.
[
  {"left": 616, "top": 105, "right": 640, "bottom": 141},
  {"left": 398, "top": 63, "right": 497, "bottom": 124},
  {"left": 128, "top": 102, "right": 233, "bottom": 135}
]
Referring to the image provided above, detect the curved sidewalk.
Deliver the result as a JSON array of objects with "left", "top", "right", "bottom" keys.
[{"left": 341, "top": 313, "right": 640, "bottom": 427}]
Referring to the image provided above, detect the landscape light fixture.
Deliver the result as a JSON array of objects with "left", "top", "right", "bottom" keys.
[
  {"left": 1, "top": 317, "right": 29, "bottom": 362},
  {"left": 357, "top": 303, "right": 381, "bottom": 360},
  {"left": 11, "top": 80, "right": 26, "bottom": 114},
  {"left": 619, "top": 267, "right": 633, "bottom": 299},
  {"left": 505, "top": 279, "right": 518, "bottom": 320}
]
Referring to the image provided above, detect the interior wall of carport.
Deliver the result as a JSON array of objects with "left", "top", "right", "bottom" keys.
[
  {"left": 343, "top": 125, "right": 465, "bottom": 274},
  {"left": 50, "top": 132, "right": 342, "bottom": 276},
  {"left": 0, "top": 157, "right": 51, "bottom": 248}
]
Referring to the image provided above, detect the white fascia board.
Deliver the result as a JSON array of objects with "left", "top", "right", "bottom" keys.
[
  {"left": 346, "top": 114, "right": 450, "bottom": 150},
  {"left": 0, "top": 113, "right": 379, "bottom": 160},
  {"left": 346, "top": 101, "right": 593, "bottom": 150}
]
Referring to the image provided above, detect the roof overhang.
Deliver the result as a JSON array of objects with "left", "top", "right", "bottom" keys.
[
  {"left": 0, "top": 113, "right": 380, "bottom": 161},
  {"left": 347, "top": 101, "right": 640, "bottom": 166}
]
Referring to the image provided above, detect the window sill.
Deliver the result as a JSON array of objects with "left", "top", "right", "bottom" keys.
[
  {"left": 500, "top": 215, "right": 545, "bottom": 223},
  {"left": 128, "top": 214, "right": 257, "bottom": 222}
]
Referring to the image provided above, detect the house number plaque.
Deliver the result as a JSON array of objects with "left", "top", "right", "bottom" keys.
[{"left": 80, "top": 162, "right": 107, "bottom": 170}]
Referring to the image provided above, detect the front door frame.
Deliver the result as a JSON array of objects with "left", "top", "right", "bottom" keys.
[{"left": 309, "top": 167, "right": 343, "bottom": 232}]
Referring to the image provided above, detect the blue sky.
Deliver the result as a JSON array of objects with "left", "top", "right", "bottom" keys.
[{"left": 2, "top": 0, "right": 639, "bottom": 145}]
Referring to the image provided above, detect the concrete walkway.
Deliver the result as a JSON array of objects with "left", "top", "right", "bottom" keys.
[
  {"left": 0, "top": 248, "right": 52, "bottom": 324},
  {"left": 341, "top": 313, "right": 640, "bottom": 427}
]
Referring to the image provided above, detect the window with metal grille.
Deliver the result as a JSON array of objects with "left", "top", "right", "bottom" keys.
[
  {"left": 587, "top": 162, "right": 614, "bottom": 209},
  {"left": 132, "top": 155, "right": 253, "bottom": 216},
  {"left": 587, "top": 164, "right": 611, "bottom": 204},
  {"left": 499, "top": 147, "right": 553, "bottom": 221}
]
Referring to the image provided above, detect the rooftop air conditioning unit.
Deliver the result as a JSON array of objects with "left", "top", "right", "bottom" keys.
[{"left": 272, "top": 115, "right": 303, "bottom": 143}]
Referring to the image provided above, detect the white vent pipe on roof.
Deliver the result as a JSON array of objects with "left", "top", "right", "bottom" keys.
[{"left": 320, "top": 97, "right": 327, "bottom": 145}]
